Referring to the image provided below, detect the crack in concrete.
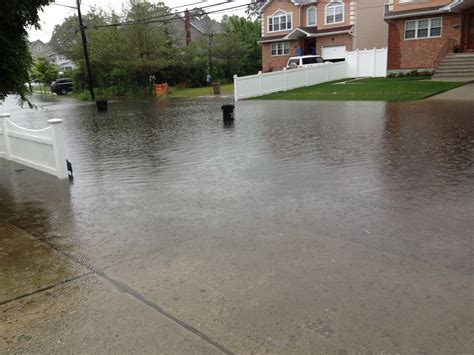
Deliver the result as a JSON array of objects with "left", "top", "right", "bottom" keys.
[
  {"left": 0, "top": 273, "right": 93, "bottom": 307},
  {"left": 5, "top": 220, "right": 234, "bottom": 355}
]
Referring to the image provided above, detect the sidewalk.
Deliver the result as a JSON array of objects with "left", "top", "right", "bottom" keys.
[
  {"left": 428, "top": 83, "right": 474, "bottom": 101},
  {"left": 0, "top": 222, "right": 222, "bottom": 354}
]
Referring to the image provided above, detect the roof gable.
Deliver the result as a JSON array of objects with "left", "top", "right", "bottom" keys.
[{"left": 169, "top": 14, "right": 223, "bottom": 35}]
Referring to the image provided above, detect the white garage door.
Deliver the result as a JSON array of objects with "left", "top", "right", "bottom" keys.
[{"left": 322, "top": 45, "right": 347, "bottom": 60}]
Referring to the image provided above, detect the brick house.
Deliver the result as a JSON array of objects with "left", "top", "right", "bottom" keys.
[
  {"left": 385, "top": 0, "right": 474, "bottom": 72},
  {"left": 259, "top": 0, "right": 388, "bottom": 72}
]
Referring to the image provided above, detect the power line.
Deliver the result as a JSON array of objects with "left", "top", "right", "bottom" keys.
[
  {"left": 86, "top": 2, "right": 252, "bottom": 30},
  {"left": 52, "top": 1, "right": 211, "bottom": 24}
]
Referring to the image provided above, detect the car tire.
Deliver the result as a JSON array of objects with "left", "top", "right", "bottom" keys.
[{"left": 61, "top": 89, "right": 68, "bottom": 95}]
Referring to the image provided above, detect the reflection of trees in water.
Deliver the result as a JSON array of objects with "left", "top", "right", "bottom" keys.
[
  {"left": 382, "top": 102, "right": 474, "bottom": 188},
  {"left": 256, "top": 101, "right": 387, "bottom": 167}
]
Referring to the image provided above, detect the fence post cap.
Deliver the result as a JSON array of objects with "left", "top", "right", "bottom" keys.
[
  {"left": 0, "top": 113, "right": 10, "bottom": 118},
  {"left": 48, "top": 119, "right": 63, "bottom": 124},
  {"left": 233, "top": 74, "right": 238, "bottom": 78}
]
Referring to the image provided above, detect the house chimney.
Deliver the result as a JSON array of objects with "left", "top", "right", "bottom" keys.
[{"left": 185, "top": 9, "right": 191, "bottom": 45}]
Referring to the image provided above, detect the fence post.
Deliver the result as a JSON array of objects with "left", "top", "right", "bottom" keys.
[
  {"left": 306, "top": 66, "right": 310, "bottom": 86},
  {"left": 356, "top": 49, "right": 360, "bottom": 78},
  {"left": 47, "top": 119, "right": 68, "bottom": 179},
  {"left": 0, "top": 113, "right": 11, "bottom": 160},
  {"left": 372, "top": 47, "right": 377, "bottom": 77},
  {"left": 233, "top": 74, "right": 239, "bottom": 101},
  {"left": 283, "top": 68, "right": 287, "bottom": 92},
  {"left": 258, "top": 71, "right": 263, "bottom": 95}
]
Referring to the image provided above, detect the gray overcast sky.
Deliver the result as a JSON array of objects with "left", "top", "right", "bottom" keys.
[{"left": 28, "top": 0, "right": 251, "bottom": 42}]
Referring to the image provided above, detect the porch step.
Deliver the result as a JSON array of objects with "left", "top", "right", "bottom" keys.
[
  {"left": 438, "top": 61, "right": 474, "bottom": 68},
  {"left": 445, "top": 53, "right": 474, "bottom": 58},
  {"left": 435, "top": 68, "right": 474, "bottom": 74},
  {"left": 434, "top": 52, "right": 474, "bottom": 82},
  {"left": 441, "top": 58, "right": 474, "bottom": 64}
]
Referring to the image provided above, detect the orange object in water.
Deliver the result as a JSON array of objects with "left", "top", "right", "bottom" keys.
[{"left": 154, "top": 83, "right": 169, "bottom": 96}]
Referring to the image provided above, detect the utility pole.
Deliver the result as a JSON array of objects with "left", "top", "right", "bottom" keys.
[
  {"left": 76, "top": 0, "right": 95, "bottom": 101},
  {"left": 208, "top": 33, "right": 213, "bottom": 74}
]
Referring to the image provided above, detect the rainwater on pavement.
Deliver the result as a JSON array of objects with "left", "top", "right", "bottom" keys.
[{"left": 1, "top": 94, "right": 473, "bottom": 353}]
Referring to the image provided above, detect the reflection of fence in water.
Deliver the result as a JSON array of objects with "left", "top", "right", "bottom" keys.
[{"left": 0, "top": 114, "right": 68, "bottom": 179}]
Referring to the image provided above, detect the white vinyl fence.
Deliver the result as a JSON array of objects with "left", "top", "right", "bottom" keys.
[
  {"left": 234, "top": 48, "right": 387, "bottom": 100},
  {"left": 346, "top": 48, "right": 388, "bottom": 78},
  {"left": 0, "top": 114, "right": 68, "bottom": 179}
]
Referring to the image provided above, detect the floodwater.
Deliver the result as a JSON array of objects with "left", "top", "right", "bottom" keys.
[{"left": 1, "top": 94, "right": 473, "bottom": 353}]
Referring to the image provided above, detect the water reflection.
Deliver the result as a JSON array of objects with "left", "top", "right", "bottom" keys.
[{"left": 1, "top": 95, "right": 473, "bottom": 272}]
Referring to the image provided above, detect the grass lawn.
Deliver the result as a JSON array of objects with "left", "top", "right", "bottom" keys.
[
  {"left": 255, "top": 77, "right": 464, "bottom": 102},
  {"left": 168, "top": 83, "right": 234, "bottom": 98},
  {"left": 31, "top": 83, "right": 235, "bottom": 100}
]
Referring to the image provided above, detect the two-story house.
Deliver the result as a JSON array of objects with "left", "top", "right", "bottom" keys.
[
  {"left": 385, "top": 0, "right": 474, "bottom": 75},
  {"left": 29, "top": 40, "right": 76, "bottom": 71},
  {"left": 259, "top": 0, "right": 388, "bottom": 72}
]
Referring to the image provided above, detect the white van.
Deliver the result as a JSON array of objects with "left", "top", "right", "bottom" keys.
[{"left": 286, "top": 55, "right": 325, "bottom": 69}]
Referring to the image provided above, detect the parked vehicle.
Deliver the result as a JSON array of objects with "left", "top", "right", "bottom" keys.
[
  {"left": 286, "top": 55, "right": 325, "bottom": 69},
  {"left": 51, "top": 78, "right": 74, "bottom": 95}
]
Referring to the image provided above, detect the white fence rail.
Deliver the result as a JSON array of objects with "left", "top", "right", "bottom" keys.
[
  {"left": 0, "top": 114, "right": 68, "bottom": 179},
  {"left": 234, "top": 48, "right": 387, "bottom": 100}
]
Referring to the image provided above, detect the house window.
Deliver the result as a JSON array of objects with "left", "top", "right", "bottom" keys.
[
  {"left": 405, "top": 18, "right": 442, "bottom": 39},
  {"left": 326, "top": 2, "right": 344, "bottom": 25},
  {"left": 307, "top": 7, "right": 317, "bottom": 26},
  {"left": 271, "top": 42, "right": 290, "bottom": 56},
  {"left": 37, "top": 45, "right": 42, "bottom": 51},
  {"left": 268, "top": 11, "right": 292, "bottom": 32}
]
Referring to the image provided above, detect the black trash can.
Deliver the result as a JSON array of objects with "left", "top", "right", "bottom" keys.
[
  {"left": 221, "top": 104, "right": 235, "bottom": 121},
  {"left": 96, "top": 100, "right": 108, "bottom": 112}
]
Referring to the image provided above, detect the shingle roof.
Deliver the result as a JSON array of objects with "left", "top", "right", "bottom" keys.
[
  {"left": 191, "top": 17, "right": 223, "bottom": 35},
  {"left": 304, "top": 25, "right": 353, "bottom": 34},
  {"left": 384, "top": 5, "right": 447, "bottom": 18},
  {"left": 259, "top": 34, "right": 287, "bottom": 41},
  {"left": 259, "top": 25, "right": 353, "bottom": 43}
]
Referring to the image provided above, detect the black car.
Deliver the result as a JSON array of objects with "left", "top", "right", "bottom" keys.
[{"left": 51, "top": 78, "right": 74, "bottom": 95}]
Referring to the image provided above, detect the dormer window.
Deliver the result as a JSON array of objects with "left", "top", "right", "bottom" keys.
[
  {"left": 268, "top": 10, "right": 292, "bottom": 32},
  {"left": 326, "top": 2, "right": 344, "bottom": 25},
  {"left": 307, "top": 7, "right": 317, "bottom": 26}
]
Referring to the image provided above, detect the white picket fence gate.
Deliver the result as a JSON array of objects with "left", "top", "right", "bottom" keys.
[
  {"left": 234, "top": 48, "right": 387, "bottom": 100},
  {"left": 0, "top": 114, "right": 68, "bottom": 179}
]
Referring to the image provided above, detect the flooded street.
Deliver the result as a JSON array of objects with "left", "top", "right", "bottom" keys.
[{"left": 1, "top": 94, "right": 473, "bottom": 353}]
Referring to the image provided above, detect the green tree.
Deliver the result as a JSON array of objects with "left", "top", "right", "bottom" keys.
[
  {"left": 218, "top": 16, "right": 262, "bottom": 79},
  {"left": 31, "top": 58, "right": 59, "bottom": 85},
  {"left": 190, "top": 8, "right": 207, "bottom": 20},
  {"left": 50, "top": 15, "right": 80, "bottom": 59},
  {"left": 0, "top": 0, "right": 53, "bottom": 103},
  {"left": 246, "top": 0, "right": 264, "bottom": 20}
]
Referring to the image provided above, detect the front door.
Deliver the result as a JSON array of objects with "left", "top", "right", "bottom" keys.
[
  {"left": 468, "top": 14, "right": 474, "bottom": 50},
  {"left": 304, "top": 39, "right": 316, "bottom": 55}
]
